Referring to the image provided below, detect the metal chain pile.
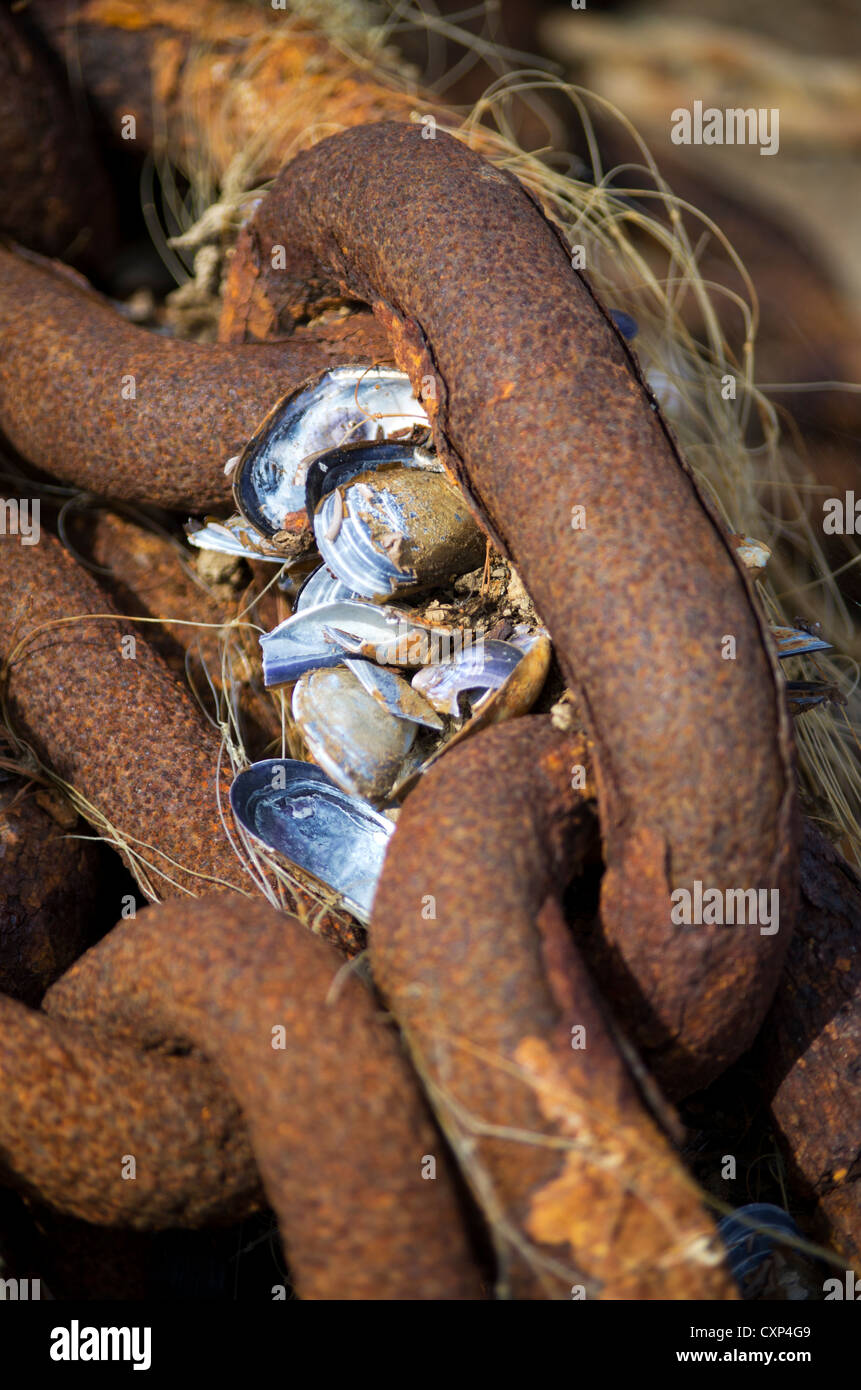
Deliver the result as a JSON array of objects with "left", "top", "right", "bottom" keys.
[{"left": 0, "top": 0, "right": 859, "bottom": 1300}]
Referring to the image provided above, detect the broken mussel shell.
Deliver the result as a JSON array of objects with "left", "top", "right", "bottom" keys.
[
  {"left": 786, "top": 679, "right": 845, "bottom": 715},
  {"left": 260, "top": 599, "right": 455, "bottom": 686},
  {"left": 234, "top": 365, "right": 429, "bottom": 541},
  {"left": 229, "top": 758, "right": 393, "bottom": 924},
  {"left": 264, "top": 603, "right": 550, "bottom": 804},
  {"left": 186, "top": 512, "right": 310, "bottom": 563},
  {"left": 293, "top": 666, "right": 421, "bottom": 804},
  {"left": 412, "top": 636, "right": 528, "bottom": 716},
  {"left": 770, "top": 624, "right": 832, "bottom": 659},
  {"left": 293, "top": 563, "right": 358, "bottom": 611},
  {"left": 392, "top": 628, "right": 552, "bottom": 798},
  {"left": 305, "top": 440, "right": 486, "bottom": 601},
  {"left": 716, "top": 1204, "right": 804, "bottom": 1295},
  {"left": 344, "top": 658, "right": 443, "bottom": 731},
  {"left": 731, "top": 534, "right": 771, "bottom": 575},
  {"left": 240, "top": 361, "right": 551, "bottom": 810}
]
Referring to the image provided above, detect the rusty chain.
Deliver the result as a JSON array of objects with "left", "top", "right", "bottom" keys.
[{"left": 0, "top": 1, "right": 858, "bottom": 1300}]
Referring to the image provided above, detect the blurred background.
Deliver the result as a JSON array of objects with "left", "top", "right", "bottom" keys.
[{"left": 400, "top": 0, "right": 861, "bottom": 513}]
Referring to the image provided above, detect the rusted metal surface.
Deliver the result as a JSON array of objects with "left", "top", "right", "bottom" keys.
[
  {"left": 221, "top": 121, "right": 799, "bottom": 1097},
  {"left": 372, "top": 717, "right": 735, "bottom": 1299},
  {"left": 24, "top": 0, "right": 425, "bottom": 185},
  {"left": 0, "top": 19, "right": 833, "bottom": 1292},
  {"left": 71, "top": 510, "right": 364, "bottom": 929},
  {"left": 0, "top": 528, "right": 246, "bottom": 899},
  {"left": 0, "top": 774, "right": 102, "bottom": 1005},
  {"left": 68, "top": 507, "right": 283, "bottom": 759},
  {"left": 0, "top": 6, "right": 115, "bottom": 268},
  {"left": 57, "top": 511, "right": 364, "bottom": 956},
  {"left": 0, "top": 991, "right": 259, "bottom": 1228},
  {"left": 761, "top": 821, "right": 861, "bottom": 1266},
  {"left": 68, "top": 508, "right": 234, "bottom": 679},
  {"left": 0, "top": 244, "right": 390, "bottom": 511},
  {"left": 40, "top": 893, "right": 484, "bottom": 1299}
]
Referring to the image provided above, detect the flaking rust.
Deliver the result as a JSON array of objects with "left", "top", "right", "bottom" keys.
[
  {"left": 371, "top": 719, "right": 735, "bottom": 1299},
  {"left": 0, "top": 991, "right": 260, "bottom": 1228},
  {"left": 0, "top": 530, "right": 245, "bottom": 898},
  {"left": 45, "top": 894, "right": 485, "bottom": 1300},
  {"left": 68, "top": 507, "right": 283, "bottom": 761},
  {"left": 0, "top": 245, "right": 390, "bottom": 511},
  {"left": 220, "top": 121, "right": 799, "bottom": 1096},
  {"left": 25, "top": 0, "right": 429, "bottom": 187}
]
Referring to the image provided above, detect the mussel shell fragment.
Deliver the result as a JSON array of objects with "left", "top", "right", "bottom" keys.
[
  {"left": 731, "top": 534, "right": 771, "bottom": 575},
  {"left": 609, "top": 309, "right": 638, "bottom": 340},
  {"left": 306, "top": 441, "right": 486, "bottom": 602},
  {"left": 343, "top": 657, "right": 443, "bottom": 730},
  {"left": 786, "top": 679, "right": 844, "bottom": 714},
  {"left": 229, "top": 758, "right": 393, "bottom": 924},
  {"left": 260, "top": 598, "right": 395, "bottom": 687},
  {"left": 770, "top": 625, "right": 832, "bottom": 659},
  {"left": 259, "top": 603, "right": 347, "bottom": 687},
  {"left": 293, "top": 563, "right": 359, "bottom": 612},
  {"left": 435, "top": 629, "right": 550, "bottom": 737},
  {"left": 293, "top": 666, "right": 419, "bottom": 804},
  {"left": 304, "top": 439, "right": 437, "bottom": 517},
  {"left": 411, "top": 637, "right": 525, "bottom": 716},
  {"left": 234, "top": 366, "right": 428, "bottom": 540},
  {"left": 186, "top": 514, "right": 290, "bottom": 562},
  {"left": 260, "top": 598, "right": 455, "bottom": 686},
  {"left": 716, "top": 1204, "right": 802, "bottom": 1288},
  {"left": 393, "top": 629, "right": 551, "bottom": 797}
]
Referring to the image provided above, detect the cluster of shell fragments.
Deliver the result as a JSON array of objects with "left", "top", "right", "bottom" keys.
[
  {"left": 192, "top": 363, "right": 832, "bottom": 924},
  {"left": 189, "top": 365, "right": 550, "bottom": 920}
]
